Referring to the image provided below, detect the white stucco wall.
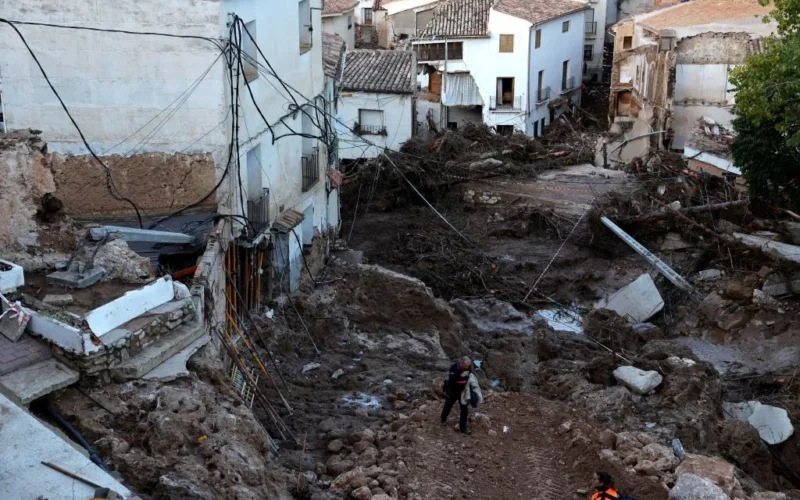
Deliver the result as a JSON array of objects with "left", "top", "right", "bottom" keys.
[
  {"left": 354, "top": 0, "right": 375, "bottom": 24},
  {"left": 337, "top": 92, "right": 414, "bottom": 159},
  {"left": 0, "top": 0, "right": 226, "bottom": 155},
  {"left": 577, "top": 0, "right": 607, "bottom": 78},
  {"left": 672, "top": 106, "right": 734, "bottom": 150},
  {"left": 527, "top": 10, "right": 586, "bottom": 134},
  {"left": 323, "top": 11, "right": 356, "bottom": 49},
  {"left": 674, "top": 64, "right": 736, "bottom": 105}
]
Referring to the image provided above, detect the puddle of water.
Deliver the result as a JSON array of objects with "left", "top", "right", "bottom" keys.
[
  {"left": 342, "top": 393, "right": 382, "bottom": 409},
  {"left": 534, "top": 308, "right": 584, "bottom": 334}
]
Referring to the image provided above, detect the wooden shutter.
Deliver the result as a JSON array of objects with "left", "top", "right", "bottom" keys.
[{"left": 499, "top": 34, "right": 513, "bottom": 53}]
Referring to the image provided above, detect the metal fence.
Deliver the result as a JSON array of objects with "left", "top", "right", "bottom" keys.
[
  {"left": 301, "top": 149, "right": 319, "bottom": 192},
  {"left": 585, "top": 22, "right": 598, "bottom": 35},
  {"left": 489, "top": 95, "right": 523, "bottom": 110},
  {"left": 358, "top": 124, "right": 386, "bottom": 135},
  {"left": 246, "top": 188, "right": 270, "bottom": 234}
]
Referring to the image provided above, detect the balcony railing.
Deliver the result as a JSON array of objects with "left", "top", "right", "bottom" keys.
[
  {"left": 561, "top": 76, "right": 576, "bottom": 93},
  {"left": 585, "top": 21, "right": 598, "bottom": 35},
  {"left": 301, "top": 149, "right": 320, "bottom": 192},
  {"left": 489, "top": 95, "right": 523, "bottom": 111},
  {"left": 536, "top": 87, "right": 551, "bottom": 104},
  {"left": 356, "top": 123, "right": 387, "bottom": 135},
  {"left": 247, "top": 188, "right": 270, "bottom": 235}
]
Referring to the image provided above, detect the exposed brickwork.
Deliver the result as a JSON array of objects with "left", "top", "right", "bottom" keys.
[{"left": 0, "top": 333, "right": 52, "bottom": 376}]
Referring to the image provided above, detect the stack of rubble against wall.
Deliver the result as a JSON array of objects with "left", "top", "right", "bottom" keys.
[{"left": 607, "top": 0, "right": 775, "bottom": 158}]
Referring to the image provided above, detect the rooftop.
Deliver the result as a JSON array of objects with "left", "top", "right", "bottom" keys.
[
  {"left": 323, "top": 33, "right": 346, "bottom": 80},
  {"left": 418, "top": 0, "right": 494, "bottom": 39},
  {"left": 341, "top": 50, "right": 416, "bottom": 94},
  {"left": 494, "top": 0, "right": 587, "bottom": 26},
  {"left": 634, "top": 0, "right": 774, "bottom": 35},
  {"left": 323, "top": 0, "right": 360, "bottom": 16}
]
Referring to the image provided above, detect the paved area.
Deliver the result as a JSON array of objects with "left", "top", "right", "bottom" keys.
[
  {"left": 0, "top": 358, "right": 79, "bottom": 405},
  {"left": 0, "top": 333, "right": 52, "bottom": 376}
]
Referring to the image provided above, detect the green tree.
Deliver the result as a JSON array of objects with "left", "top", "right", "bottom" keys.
[{"left": 729, "top": 0, "right": 800, "bottom": 210}]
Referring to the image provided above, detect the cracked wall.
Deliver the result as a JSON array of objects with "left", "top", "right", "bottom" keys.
[{"left": 48, "top": 152, "right": 217, "bottom": 218}]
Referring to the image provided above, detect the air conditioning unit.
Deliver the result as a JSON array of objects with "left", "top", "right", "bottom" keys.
[{"left": 659, "top": 29, "right": 676, "bottom": 51}]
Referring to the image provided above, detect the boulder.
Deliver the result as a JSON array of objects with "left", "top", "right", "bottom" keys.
[
  {"left": 351, "top": 486, "right": 372, "bottom": 500},
  {"left": 432, "top": 377, "right": 445, "bottom": 399},
  {"left": 748, "top": 404, "right": 795, "bottom": 445},
  {"left": 724, "top": 284, "right": 754, "bottom": 300},
  {"left": 332, "top": 468, "right": 367, "bottom": 492},
  {"left": 613, "top": 366, "right": 663, "bottom": 395},
  {"left": 328, "top": 439, "right": 345, "bottom": 453},
  {"left": 326, "top": 456, "right": 355, "bottom": 476},
  {"left": 722, "top": 401, "right": 760, "bottom": 422},
  {"left": 675, "top": 454, "right": 736, "bottom": 495},
  {"left": 669, "top": 473, "right": 728, "bottom": 500}
]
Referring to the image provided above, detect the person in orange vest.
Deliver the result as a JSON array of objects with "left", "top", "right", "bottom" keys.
[{"left": 591, "top": 472, "right": 620, "bottom": 500}]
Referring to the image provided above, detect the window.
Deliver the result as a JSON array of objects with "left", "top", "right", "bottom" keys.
[
  {"left": 494, "top": 77, "right": 515, "bottom": 109},
  {"left": 415, "top": 42, "right": 463, "bottom": 61},
  {"left": 562, "top": 60, "right": 569, "bottom": 90},
  {"left": 584, "top": 44, "right": 593, "bottom": 61},
  {"left": 358, "top": 109, "right": 385, "bottom": 135},
  {"left": 540, "top": 117, "right": 546, "bottom": 133},
  {"left": 447, "top": 122, "right": 458, "bottom": 130},
  {"left": 496, "top": 125, "right": 514, "bottom": 136},
  {"left": 623, "top": 36, "right": 633, "bottom": 49},
  {"left": 562, "top": 20, "right": 570, "bottom": 32},
  {"left": 585, "top": 9, "right": 597, "bottom": 35},
  {"left": 535, "top": 29, "right": 541, "bottom": 48},
  {"left": 533, "top": 121, "right": 538, "bottom": 137},
  {"left": 348, "top": 15, "right": 353, "bottom": 29},
  {"left": 499, "top": 34, "right": 514, "bottom": 53},
  {"left": 242, "top": 20, "right": 258, "bottom": 83},
  {"left": 299, "top": 0, "right": 312, "bottom": 53},
  {"left": 537, "top": 70, "right": 547, "bottom": 102},
  {"left": 363, "top": 7, "right": 373, "bottom": 25}
]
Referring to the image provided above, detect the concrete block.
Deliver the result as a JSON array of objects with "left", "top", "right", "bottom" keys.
[
  {"left": 109, "top": 320, "right": 205, "bottom": 380},
  {"left": 733, "top": 233, "right": 800, "bottom": 264},
  {"left": 0, "top": 359, "right": 79, "bottom": 405},
  {"left": 142, "top": 334, "right": 210, "bottom": 382},
  {"left": 695, "top": 269, "right": 722, "bottom": 282},
  {"left": 89, "top": 226, "right": 195, "bottom": 244},
  {"left": 596, "top": 274, "right": 664, "bottom": 323},
  {"left": 0, "top": 260, "right": 24, "bottom": 293},
  {"left": 613, "top": 365, "right": 663, "bottom": 395},
  {"left": 46, "top": 267, "right": 106, "bottom": 288},
  {"left": 0, "top": 306, "right": 30, "bottom": 342},
  {"left": 748, "top": 403, "right": 795, "bottom": 445},
  {"left": 86, "top": 276, "right": 174, "bottom": 337},
  {"left": 42, "top": 294, "right": 74, "bottom": 307}
]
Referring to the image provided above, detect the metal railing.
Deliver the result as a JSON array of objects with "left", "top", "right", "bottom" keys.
[
  {"left": 536, "top": 87, "right": 551, "bottom": 103},
  {"left": 489, "top": 95, "right": 523, "bottom": 111},
  {"left": 585, "top": 22, "right": 597, "bottom": 35},
  {"left": 247, "top": 188, "right": 270, "bottom": 234},
  {"left": 357, "top": 123, "right": 386, "bottom": 135},
  {"left": 562, "top": 76, "right": 576, "bottom": 92},
  {"left": 301, "top": 149, "right": 320, "bottom": 192}
]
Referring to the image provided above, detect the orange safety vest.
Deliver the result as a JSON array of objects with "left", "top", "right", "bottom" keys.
[{"left": 591, "top": 488, "right": 620, "bottom": 500}]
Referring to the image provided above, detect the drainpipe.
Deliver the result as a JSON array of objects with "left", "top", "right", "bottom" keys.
[
  {"left": 443, "top": 36, "right": 448, "bottom": 130},
  {"left": 527, "top": 25, "right": 535, "bottom": 135},
  {"left": 47, "top": 403, "right": 108, "bottom": 472}
]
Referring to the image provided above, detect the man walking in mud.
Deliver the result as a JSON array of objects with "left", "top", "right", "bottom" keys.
[{"left": 441, "top": 356, "right": 473, "bottom": 434}]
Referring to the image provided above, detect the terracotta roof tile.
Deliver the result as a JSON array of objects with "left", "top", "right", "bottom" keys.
[
  {"left": 637, "top": 0, "right": 772, "bottom": 31},
  {"left": 323, "top": 0, "right": 359, "bottom": 16},
  {"left": 494, "top": 0, "right": 587, "bottom": 25},
  {"left": 323, "top": 33, "right": 346, "bottom": 79},
  {"left": 419, "top": 0, "right": 494, "bottom": 39},
  {"left": 341, "top": 50, "right": 416, "bottom": 93}
]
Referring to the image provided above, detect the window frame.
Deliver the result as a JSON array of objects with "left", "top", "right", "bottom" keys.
[
  {"left": 535, "top": 29, "right": 542, "bottom": 49},
  {"left": 562, "top": 20, "right": 570, "bottom": 33},
  {"left": 584, "top": 44, "right": 593, "bottom": 61},
  {"left": 499, "top": 34, "right": 514, "bottom": 53},
  {"left": 363, "top": 7, "right": 373, "bottom": 25}
]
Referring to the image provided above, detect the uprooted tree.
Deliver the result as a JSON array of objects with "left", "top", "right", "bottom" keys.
[{"left": 729, "top": 0, "right": 800, "bottom": 211}]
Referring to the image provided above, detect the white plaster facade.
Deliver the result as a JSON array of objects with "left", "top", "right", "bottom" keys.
[
  {"left": 354, "top": 0, "right": 377, "bottom": 24},
  {"left": 323, "top": 9, "right": 356, "bottom": 48},
  {"left": 337, "top": 92, "right": 415, "bottom": 159}
]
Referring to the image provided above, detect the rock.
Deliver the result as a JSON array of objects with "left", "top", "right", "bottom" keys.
[
  {"left": 695, "top": 269, "right": 723, "bottom": 282},
  {"left": 752, "top": 289, "right": 779, "bottom": 306},
  {"left": 302, "top": 362, "right": 321, "bottom": 373},
  {"left": 615, "top": 432, "right": 654, "bottom": 452},
  {"left": 751, "top": 493, "right": 787, "bottom": 500},
  {"left": 93, "top": 238, "right": 154, "bottom": 283},
  {"left": 353, "top": 441, "right": 375, "bottom": 454},
  {"left": 760, "top": 272, "right": 800, "bottom": 298},
  {"left": 351, "top": 486, "right": 372, "bottom": 500},
  {"left": 332, "top": 468, "right": 366, "bottom": 492},
  {"left": 785, "top": 221, "right": 800, "bottom": 245},
  {"left": 326, "top": 456, "right": 355, "bottom": 476},
  {"left": 675, "top": 454, "right": 736, "bottom": 495},
  {"left": 631, "top": 322, "right": 663, "bottom": 341},
  {"left": 331, "top": 369, "right": 345, "bottom": 380},
  {"left": 328, "top": 439, "right": 345, "bottom": 453},
  {"left": 600, "top": 429, "right": 617, "bottom": 449},
  {"left": 665, "top": 356, "right": 696, "bottom": 370},
  {"left": 393, "top": 400, "right": 408, "bottom": 411},
  {"left": 358, "top": 428, "right": 376, "bottom": 443},
  {"left": 371, "top": 495, "right": 393, "bottom": 500},
  {"left": 363, "top": 466, "right": 383, "bottom": 479},
  {"left": 379, "top": 446, "right": 398, "bottom": 462},
  {"left": 596, "top": 274, "right": 664, "bottom": 323},
  {"left": 42, "top": 294, "right": 74, "bottom": 306},
  {"left": 719, "top": 420, "right": 776, "bottom": 488},
  {"left": 471, "top": 412, "right": 492, "bottom": 433},
  {"left": 432, "top": 377, "right": 445, "bottom": 399},
  {"left": 722, "top": 401, "right": 760, "bottom": 422},
  {"left": 669, "top": 473, "right": 728, "bottom": 500},
  {"left": 450, "top": 298, "right": 533, "bottom": 335},
  {"left": 748, "top": 404, "right": 795, "bottom": 445},
  {"left": 724, "top": 284, "right": 754, "bottom": 300},
  {"left": 358, "top": 447, "right": 380, "bottom": 467},
  {"left": 613, "top": 366, "right": 663, "bottom": 395},
  {"left": 717, "top": 311, "right": 750, "bottom": 331},
  {"left": 641, "top": 443, "right": 679, "bottom": 470},
  {"left": 661, "top": 233, "right": 695, "bottom": 251},
  {"left": 701, "top": 292, "right": 729, "bottom": 319}
]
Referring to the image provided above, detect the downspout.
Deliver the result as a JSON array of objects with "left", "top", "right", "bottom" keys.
[
  {"left": 443, "top": 36, "right": 448, "bottom": 130},
  {"left": 527, "top": 25, "right": 534, "bottom": 135}
]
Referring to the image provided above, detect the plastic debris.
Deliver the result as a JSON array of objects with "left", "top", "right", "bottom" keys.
[{"left": 672, "top": 438, "right": 685, "bottom": 458}]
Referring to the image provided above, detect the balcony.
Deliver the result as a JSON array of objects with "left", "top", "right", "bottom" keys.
[
  {"left": 536, "top": 87, "right": 551, "bottom": 104},
  {"left": 301, "top": 149, "right": 320, "bottom": 192},
  {"left": 356, "top": 123, "right": 387, "bottom": 135},
  {"left": 246, "top": 188, "right": 270, "bottom": 235},
  {"left": 561, "top": 76, "right": 576, "bottom": 93},
  {"left": 585, "top": 22, "right": 597, "bottom": 36},
  {"left": 489, "top": 95, "right": 523, "bottom": 111}
]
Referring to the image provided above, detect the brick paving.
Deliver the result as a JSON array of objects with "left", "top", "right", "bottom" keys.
[{"left": 0, "top": 333, "right": 52, "bottom": 376}]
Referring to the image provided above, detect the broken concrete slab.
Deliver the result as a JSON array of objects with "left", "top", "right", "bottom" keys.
[
  {"left": 85, "top": 276, "right": 174, "bottom": 337},
  {"left": 596, "top": 274, "right": 664, "bottom": 323},
  {"left": 333, "top": 250, "right": 364, "bottom": 265},
  {"left": 42, "top": 294, "right": 73, "bottom": 307},
  {"left": 733, "top": 232, "right": 800, "bottom": 264},
  {"left": 0, "top": 260, "right": 24, "bottom": 293},
  {"left": 451, "top": 298, "right": 534, "bottom": 336},
  {"left": 109, "top": 320, "right": 205, "bottom": 380},
  {"left": 0, "top": 299, "right": 30, "bottom": 342},
  {"left": 748, "top": 403, "right": 795, "bottom": 445},
  {"left": 142, "top": 334, "right": 210, "bottom": 382},
  {"left": 695, "top": 269, "right": 723, "bottom": 282},
  {"left": 302, "top": 362, "right": 321, "bottom": 373},
  {"left": 46, "top": 267, "right": 105, "bottom": 289},
  {"left": 761, "top": 272, "right": 800, "bottom": 297},
  {"left": 661, "top": 233, "right": 695, "bottom": 251},
  {"left": 700, "top": 291, "right": 729, "bottom": 319},
  {"left": 716, "top": 310, "right": 750, "bottom": 331},
  {"left": 613, "top": 365, "right": 663, "bottom": 394},
  {"left": 0, "top": 358, "right": 79, "bottom": 405},
  {"left": 89, "top": 225, "right": 195, "bottom": 244},
  {"left": 785, "top": 221, "right": 800, "bottom": 245}
]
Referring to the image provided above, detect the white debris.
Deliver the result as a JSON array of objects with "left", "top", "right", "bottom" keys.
[
  {"left": 533, "top": 308, "right": 583, "bottom": 334},
  {"left": 302, "top": 363, "right": 321, "bottom": 373},
  {"left": 669, "top": 473, "right": 728, "bottom": 500},
  {"left": 748, "top": 404, "right": 795, "bottom": 445},
  {"left": 722, "top": 401, "right": 760, "bottom": 421},
  {"left": 613, "top": 365, "right": 663, "bottom": 395},
  {"left": 596, "top": 274, "right": 664, "bottom": 323},
  {"left": 733, "top": 233, "right": 800, "bottom": 264},
  {"left": 665, "top": 356, "right": 696, "bottom": 370},
  {"left": 331, "top": 368, "right": 345, "bottom": 380},
  {"left": 695, "top": 269, "right": 723, "bottom": 282}
]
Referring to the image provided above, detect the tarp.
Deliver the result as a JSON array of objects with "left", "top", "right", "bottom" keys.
[{"left": 442, "top": 73, "right": 483, "bottom": 107}]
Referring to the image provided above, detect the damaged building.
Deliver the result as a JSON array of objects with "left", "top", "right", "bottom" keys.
[{"left": 607, "top": 0, "right": 775, "bottom": 159}]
